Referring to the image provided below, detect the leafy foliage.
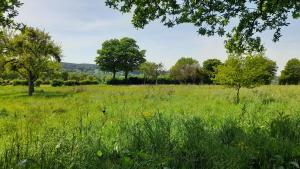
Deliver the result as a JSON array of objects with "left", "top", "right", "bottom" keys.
[
  {"left": 280, "top": 58, "right": 300, "bottom": 85},
  {"left": 139, "top": 62, "right": 164, "bottom": 84},
  {"left": 214, "top": 54, "right": 277, "bottom": 103},
  {"left": 4, "top": 27, "right": 62, "bottom": 95},
  {"left": 0, "top": 0, "right": 22, "bottom": 28},
  {"left": 96, "top": 37, "right": 146, "bottom": 80},
  {"left": 170, "top": 57, "right": 203, "bottom": 83},
  {"left": 105, "top": 0, "right": 300, "bottom": 54},
  {"left": 202, "top": 59, "right": 223, "bottom": 84}
]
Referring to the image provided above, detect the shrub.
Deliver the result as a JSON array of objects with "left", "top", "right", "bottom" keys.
[
  {"left": 12, "top": 80, "right": 28, "bottom": 86},
  {"left": 35, "top": 80, "right": 42, "bottom": 87},
  {"left": 106, "top": 77, "right": 180, "bottom": 85},
  {"left": 79, "top": 80, "right": 99, "bottom": 85},
  {"left": 51, "top": 79, "right": 64, "bottom": 87},
  {"left": 0, "top": 80, "right": 11, "bottom": 86},
  {"left": 42, "top": 80, "right": 51, "bottom": 85}
]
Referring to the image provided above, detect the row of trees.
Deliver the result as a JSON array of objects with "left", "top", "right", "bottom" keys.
[
  {"left": 95, "top": 37, "right": 300, "bottom": 87},
  {"left": 95, "top": 38, "right": 223, "bottom": 84}
]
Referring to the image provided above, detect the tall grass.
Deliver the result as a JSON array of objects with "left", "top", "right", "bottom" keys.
[{"left": 1, "top": 85, "right": 300, "bottom": 168}]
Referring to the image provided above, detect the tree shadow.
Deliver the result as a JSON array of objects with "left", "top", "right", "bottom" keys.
[{"left": 0, "top": 90, "right": 74, "bottom": 98}]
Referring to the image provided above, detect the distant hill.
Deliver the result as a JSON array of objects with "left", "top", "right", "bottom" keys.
[{"left": 61, "top": 62, "right": 98, "bottom": 74}]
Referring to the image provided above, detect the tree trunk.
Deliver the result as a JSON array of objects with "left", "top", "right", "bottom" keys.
[
  {"left": 28, "top": 72, "right": 35, "bottom": 96},
  {"left": 125, "top": 71, "right": 128, "bottom": 81},
  {"left": 112, "top": 71, "right": 116, "bottom": 80},
  {"left": 236, "top": 85, "right": 241, "bottom": 104}
]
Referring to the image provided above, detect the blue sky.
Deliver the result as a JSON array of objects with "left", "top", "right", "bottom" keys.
[{"left": 16, "top": 0, "right": 300, "bottom": 72}]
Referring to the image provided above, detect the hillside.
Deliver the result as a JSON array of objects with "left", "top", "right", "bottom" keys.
[{"left": 61, "top": 62, "right": 98, "bottom": 73}]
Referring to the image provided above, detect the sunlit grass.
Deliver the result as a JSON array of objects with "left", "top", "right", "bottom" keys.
[{"left": 1, "top": 85, "right": 300, "bottom": 168}]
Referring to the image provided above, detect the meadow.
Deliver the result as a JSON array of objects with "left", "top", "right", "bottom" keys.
[{"left": 1, "top": 85, "right": 300, "bottom": 168}]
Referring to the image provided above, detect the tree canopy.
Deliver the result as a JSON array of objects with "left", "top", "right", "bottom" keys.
[
  {"left": 0, "top": 0, "right": 22, "bottom": 28},
  {"left": 170, "top": 57, "right": 202, "bottom": 83},
  {"left": 105, "top": 0, "right": 300, "bottom": 54},
  {"left": 279, "top": 58, "right": 300, "bottom": 85},
  {"left": 139, "top": 61, "right": 164, "bottom": 84},
  {"left": 3, "top": 27, "right": 62, "bottom": 96},
  {"left": 95, "top": 39, "right": 121, "bottom": 79},
  {"left": 95, "top": 37, "right": 146, "bottom": 80},
  {"left": 214, "top": 55, "right": 277, "bottom": 103},
  {"left": 202, "top": 59, "right": 222, "bottom": 84}
]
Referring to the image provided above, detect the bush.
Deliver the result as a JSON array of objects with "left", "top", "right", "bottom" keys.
[
  {"left": 35, "top": 80, "right": 42, "bottom": 87},
  {"left": 64, "top": 80, "right": 80, "bottom": 86},
  {"left": 107, "top": 77, "right": 180, "bottom": 85},
  {"left": 12, "top": 80, "right": 28, "bottom": 86},
  {"left": 0, "top": 80, "right": 11, "bottom": 86},
  {"left": 42, "top": 80, "right": 51, "bottom": 85},
  {"left": 79, "top": 80, "right": 99, "bottom": 85},
  {"left": 51, "top": 79, "right": 64, "bottom": 87}
]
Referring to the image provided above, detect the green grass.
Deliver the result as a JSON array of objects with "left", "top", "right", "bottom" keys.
[{"left": 1, "top": 85, "right": 300, "bottom": 168}]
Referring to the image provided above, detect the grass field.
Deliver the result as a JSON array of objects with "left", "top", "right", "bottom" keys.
[{"left": 1, "top": 85, "right": 300, "bottom": 168}]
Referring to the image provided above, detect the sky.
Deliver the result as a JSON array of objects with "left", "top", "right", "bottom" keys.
[{"left": 16, "top": 0, "right": 300, "bottom": 73}]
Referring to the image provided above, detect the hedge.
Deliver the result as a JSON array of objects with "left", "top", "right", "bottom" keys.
[{"left": 107, "top": 77, "right": 180, "bottom": 85}]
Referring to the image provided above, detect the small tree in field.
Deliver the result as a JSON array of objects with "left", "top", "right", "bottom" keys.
[
  {"left": 5, "top": 27, "right": 62, "bottom": 96},
  {"left": 139, "top": 62, "right": 164, "bottom": 84},
  {"left": 214, "top": 55, "right": 277, "bottom": 103}
]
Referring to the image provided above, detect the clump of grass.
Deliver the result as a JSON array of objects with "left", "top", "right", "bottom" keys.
[
  {"left": 1, "top": 113, "right": 300, "bottom": 168},
  {"left": 0, "top": 108, "right": 9, "bottom": 118}
]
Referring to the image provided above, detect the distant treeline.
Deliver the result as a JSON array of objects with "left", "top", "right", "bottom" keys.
[{"left": 1, "top": 57, "right": 300, "bottom": 86}]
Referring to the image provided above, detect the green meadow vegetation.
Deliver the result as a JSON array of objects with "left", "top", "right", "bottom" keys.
[
  {"left": 1, "top": 85, "right": 300, "bottom": 168},
  {"left": 1, "top": 0, "right": 300, "bottom": 168}
]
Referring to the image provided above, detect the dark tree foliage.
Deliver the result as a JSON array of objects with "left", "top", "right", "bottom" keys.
[
  {"left": 202, "top": 59, "right": 222, "bottom": 84},
  {"left": 280, "top": 58, "right": 300, "bottom": 85},
  {"left": 95, "top": 37, "right": 146, "bottom": 80},
  {"left": 105, "top": 0, "right": 300, "bottom": 54},
  {"left": 0, "top": 0, "right": 22, "bottom": 28},
  {"left": 118, "top": 38, "right": 146, "bottom": 80},
  {"left": 95, "top": 39, "right": 121, "bottom": 79}
]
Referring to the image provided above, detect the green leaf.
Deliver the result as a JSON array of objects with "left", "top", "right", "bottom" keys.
[
  {"left": 96, "top": 151, "right": 103, "bottom": 158},
  {"left": 289, "top": 161, "right": 300, "bottom": 169}
]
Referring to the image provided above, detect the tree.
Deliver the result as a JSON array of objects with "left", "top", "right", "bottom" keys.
[
  {"left": 279, "top": 58, "right": 300, "bottom": 85},
  {"left": 105, "top": 0, "right": 300, "bottom": 54},
  {"left": 95, "top": 37, "right": 146, "bottom": 80},
  {"left": 139, "top": 62, "right": 164, "bottom": 84},
  {"left": 4, "top": 27, "right": 62, "bottom": 96},
  {"left": 95, "top": 39, "right": 121, "bottom": 80},
  {"left": 214, "top": 55, "right": 277, "bottom": 103},
  {"left": 118, "top": 37, "right": 146, "bottom": 80},
  {"left": 170, "top": 57, "right": 202, "bottom": 83},
  {"left": 202, "top": 59, "right": 222, "bottom": 84},
  {"left": 0, "top": 0, "right": 22, "bottom": 28}
]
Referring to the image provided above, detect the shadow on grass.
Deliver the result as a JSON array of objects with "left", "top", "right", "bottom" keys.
[{"left": 0, "top": 89, "right": 74, "bottom": 98}]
